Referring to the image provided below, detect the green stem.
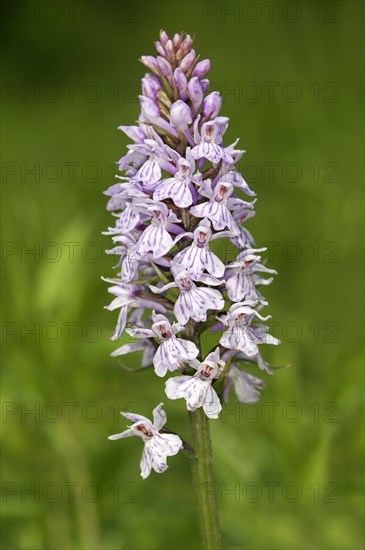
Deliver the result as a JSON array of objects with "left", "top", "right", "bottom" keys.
[
  {"left": 185, "top": 322, "right": 222, "bottom": 550},
  {"left": 189, "top": 408, "right": 222, "bottom": 550}
]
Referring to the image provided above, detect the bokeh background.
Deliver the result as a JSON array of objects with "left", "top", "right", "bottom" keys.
[{"left": 1, "top": 1, "right": 364, "bottom": 548}]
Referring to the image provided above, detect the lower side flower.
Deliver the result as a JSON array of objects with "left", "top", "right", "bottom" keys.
[
  {"left": 165, "top": 348, "right": 223, "bottom": 419},
  {"left": 108, "top": 403, "right": 183, "bottom": 479}
]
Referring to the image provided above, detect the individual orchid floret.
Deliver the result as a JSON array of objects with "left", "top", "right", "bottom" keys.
[
  {"left": 108, "top": 403, "right": 183, "bottom": 479},
  {"left": 223, "top": 365, "right": 265, "bottom": 403},
  {"left": 126, "top": 312, "right": 199, "bottom": 377},
  {"left": 149, "top": 261, "right": 224, "bottom": 325},
  {"left": 174, "top": 218, "right": 225, "bottom": 279},
  {"left": 225, "top": 248, "right": 277, "bottom": 304},
  {"left": 191, "top": 118, "right": 234, "bottom": 164},
  {"left": 217, "top": 169, "right": 256, "bottom": 197},
  {"left": 135, "top": 201, "right": 180, "bottom": 259},
  {"left": 153, "top": 148, "right": 198, "bottom": 208},
  {"left": 190, "top": 179, "right": 253, "bottom": 232},
  {"left": 218, "top": 302, "right": 280, "bottom": 357},
  {"left": 132, "top": 135, "right": 177, "bottom": 188},
  {"left": 103, "top": 278, "right": 166, "bottom": 341},
  {"left": 165, "top": 348, "right": 224, "bottom": 419}
]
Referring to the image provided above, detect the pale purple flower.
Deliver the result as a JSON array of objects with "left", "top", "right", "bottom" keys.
[
  {"left": 153, "top": 148, "right": 198, "bottom": 207},
  {"left": 218, "top": 302, "right": 280, "bottom": 357},
  {"left": 149, "top": 261, "right": 224, "bottom": 325},
  {"left": 126, "top": 312, "right": 199, "bottom": 377},
  {"left": 108, "top": 403, "right": 182, "bottom": 479},
  {"left": 223, "top": 365, "right": 265, "bottom": 403},
  {"left": 174, "top": 218, "right": 225, "bottom": 279},
  {"left": 190, "top": 179, "right": 253, "bottom": 232},
  {"left": 165, "top": 348, "right": 223, "bottom": 419},
  {"left": 191, "top": 118, "right": 234, "bottom": 164},
  {"left": 217, "top": 169, "right": 256, "bottom": 197},
  {"left": 135, "top": 201, "right": 180, "bottom": 259},
  {"left": 225, "top": 248, "right": 277, "bottom": 304},
  {"left": 103, "top": 278, "right": 166, "bottom": 340}
]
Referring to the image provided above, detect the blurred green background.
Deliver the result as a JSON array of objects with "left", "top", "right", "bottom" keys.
[{"left": 1, "top": 0, "right": 364, "bottom": 548}]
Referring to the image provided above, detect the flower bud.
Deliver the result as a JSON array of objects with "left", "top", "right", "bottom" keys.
[
  {"left": 170, "top": 100, "right": 193, "bottom": 131},
  {"left": 202, "top": 91, "right": 222, "bottom": 118},
  {"left": 174, "top": 68, "right": 188, "bottom": 99},
  {"left": 192, "top": 59, "right": 211, "bottom": 79},
  {"left": 188, "top": 77, "right": 203, "bottom": 113},
  {"left": 173, "top": 33, "right": 181, "bottom": 47},
  {"left": 155, "top": 41, "right": 166, "bottom": 57},
  {"left": 180, "top": 34, "right": 193, "bottom": 54},
  {"left": 164, "top": 39, "right": 175, "bottom": 58},
  {"left": 179, "top": 50, "right": 196, "bottom": 72},
  {"left": 140, "top": 56, "right": 158, "bottom": 72},
  {"left": 157, "top": 56, "right": 172, "bottom": 77},
  {"left": 159, "top": 30, "right": 169, "bottom": 46}
]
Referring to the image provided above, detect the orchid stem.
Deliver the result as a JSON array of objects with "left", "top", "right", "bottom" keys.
[
  {"left": 185, "top": 322, "right": 222, "bottom": 550},
  {"left": 189, "top": 408, "right": 222, "bottom": 550}
]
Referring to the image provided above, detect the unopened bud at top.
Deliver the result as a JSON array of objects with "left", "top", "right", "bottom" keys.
[
  {"left": 173, "top": 33, "right": 182, "bottom": 48},
  {"left": 188, "top": 77, "right": 203, "bottom": 113},
  {"left": 179, "top": 50, "right": 196, "bottom": 72},
  {"left": 202, "top": 91, "right": 222, "bottom": 119},
  {"left": 159, "top": 30, "right": 169, "bottom": 46},
  {"left": 157, "top": 56, "right": 172, "bottom": 78},
  {"left": 192, "top": 59, "right": 211, "bottom": 79},
  {"left": 180, "top": 34, "right": 193, "bottom": 54},
  {"left": 140, "top": 56, "right": 158, "bottom": 72},
  {"left": 174, "top": 68, "right": 188, "bottom": 99},
  {"left": 164, "top": 39, "right": 175, "bottom": 58},
  {"left": 155, "top": 41, "right": 166, "bottom": 57}
]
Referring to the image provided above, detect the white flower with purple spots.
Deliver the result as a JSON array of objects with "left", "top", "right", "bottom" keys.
[
  {"left": 126, "top": 312, "right": 199, "bottom": 377},
  {"left": 108, "top": 403, "right": 182, "bottom": 479},
  {"left": 190, "top": 179, "right": 253, "bottom": 232},
  {"left": 153, "top": 148, "right": 199, "bottom": 207},
  {"left": 135, "top": 202, "right": 180, "bottom": 259},
  {"left": 219, "top": 302, "right": 280, "bottom": 357},
  {"left": 225, "top": 248, "right": 277, "bottom": 304},
  {"left": 191, "top": 118, "right": 233, "bottom": 164},
  {"left": 149, "top": 261, "right": 224, "bottom": 325},
  {"left": 174, "top": 218, "right": 225, "bottom": 279},
  {"left": 165, "top": 348, "right": 224, "bottom": 419}
]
